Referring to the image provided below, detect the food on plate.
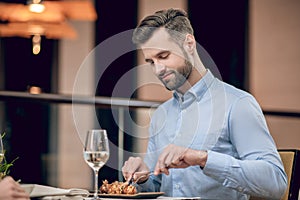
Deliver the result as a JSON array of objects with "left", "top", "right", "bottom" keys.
[{"left": 100, "top": 179, "right": 137, "bottom": 194}]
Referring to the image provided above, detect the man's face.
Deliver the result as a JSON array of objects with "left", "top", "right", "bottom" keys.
[{"left": 141, "top": 28, "right": 193, "bottom": 91}]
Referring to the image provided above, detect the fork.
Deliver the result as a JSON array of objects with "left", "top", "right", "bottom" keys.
[{"left": 128, "top": 171, "right": 154, "bottom": 185}]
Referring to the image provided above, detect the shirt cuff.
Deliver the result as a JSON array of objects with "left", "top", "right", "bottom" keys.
[
  {"left": 135, "top": 177, "right": 153, "bottom": 192},
  {"left": 202, "top": 150, "right": 231, "bottom": 182}
]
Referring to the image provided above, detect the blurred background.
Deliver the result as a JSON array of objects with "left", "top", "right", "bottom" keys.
[{"left": 0, "top": 0, "right": 299, "bottom": 191}]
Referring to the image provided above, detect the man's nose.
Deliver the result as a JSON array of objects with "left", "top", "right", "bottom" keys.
[{"left": 153, "top": 62, "right": 166, "bottom": 75}]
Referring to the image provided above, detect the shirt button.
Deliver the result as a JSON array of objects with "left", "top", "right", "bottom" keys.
[
  {"left": 237, "top": 187, "right": 243, "bottom": 192},
  {"left": 175, "top": 184, "right": 180, "bottom": 189}
]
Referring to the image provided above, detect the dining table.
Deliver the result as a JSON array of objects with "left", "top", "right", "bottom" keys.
[{"left": 32, "top": 196, "right": 202, "bottom": 200}]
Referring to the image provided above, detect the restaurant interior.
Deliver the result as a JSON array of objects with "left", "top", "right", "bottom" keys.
[{"left": 0, "top": 0, "right": 299, "bottom": 197}]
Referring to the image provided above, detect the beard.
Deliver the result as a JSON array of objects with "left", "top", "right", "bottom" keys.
[{"left": 159, "top": 59, "right": 193, "bottom": 91}]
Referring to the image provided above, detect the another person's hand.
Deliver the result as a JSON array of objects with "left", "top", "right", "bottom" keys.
[
  {"left": 122, "top": 157, "right": 151, "bottom": 184},
  {"left": 0, "top": 176, "right": 30, "bottom": 200},
  {"left": 154, "top": 144, "right": 208, "bottom": 175}
]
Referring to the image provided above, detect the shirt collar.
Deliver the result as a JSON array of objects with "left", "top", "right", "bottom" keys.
[{"left": 173, "top": 69, "right": 215, "bottom": 103}]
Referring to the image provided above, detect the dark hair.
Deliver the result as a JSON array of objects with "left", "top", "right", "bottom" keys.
[{"left": 132, "top": 8, "right": 194, "bottom": 45}]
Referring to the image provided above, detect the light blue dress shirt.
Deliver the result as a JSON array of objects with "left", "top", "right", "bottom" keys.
[{"left": 138, "top": 70, "right": 287, "bottom": 199}]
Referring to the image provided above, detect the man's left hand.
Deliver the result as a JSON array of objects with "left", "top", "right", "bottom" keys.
[{"left": 154, "top": 144, "right": 207, "bottom": 175}]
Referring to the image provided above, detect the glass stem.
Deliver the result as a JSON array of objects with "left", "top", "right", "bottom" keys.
[{"left": 94, "top": 169, "right": 99, "bottom": 198}]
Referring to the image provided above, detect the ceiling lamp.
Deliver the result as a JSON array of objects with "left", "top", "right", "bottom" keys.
[
  {"left": 28, "top": 0, "right": 45, "bottom": 54},
  {"left": 0, "top": 0, "right": 97, "bottom": 54},
  {"left": 28, "top": 0, "right": 45, "bottom": 13}
]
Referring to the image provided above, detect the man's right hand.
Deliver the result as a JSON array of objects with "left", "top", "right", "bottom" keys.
[{"left": 122, "top": 157, "right": 151, "bottom": 184}]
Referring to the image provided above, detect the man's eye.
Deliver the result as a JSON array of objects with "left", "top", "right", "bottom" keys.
[{"left": 159, "top": 54, "right": 169, "bottom": 59}]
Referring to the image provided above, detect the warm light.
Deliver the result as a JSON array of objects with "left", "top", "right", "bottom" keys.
[
  {"left": 32, "top": 34, "right": 41, "bottom": 43},
  {"left": 28, "top": 0, "right": 45, "bottom": 13},
  {"left": 32, "top": 34, "right": 41, "bottom": 55},
  {"left": 32, "top": 43, "right": 41, "bottom": 55},
  {"left": 28, "top": 86, "right": 42, "bottom": 94}
]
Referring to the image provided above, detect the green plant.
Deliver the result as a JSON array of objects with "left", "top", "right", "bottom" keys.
[
  {"left": 0, "top": 133, "right": 18, "bottom": 180},
  {"left": 0, "top": 156, "right": 18, "bottom": 180}
]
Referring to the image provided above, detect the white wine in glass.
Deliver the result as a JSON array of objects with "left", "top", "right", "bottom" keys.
[{"left": 83, "top": 129, "right": 109, "bottom": 199}]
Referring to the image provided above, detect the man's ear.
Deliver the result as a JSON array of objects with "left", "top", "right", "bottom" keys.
[{"left": 184, "top": 34, "right": 196, "bottom": 54}]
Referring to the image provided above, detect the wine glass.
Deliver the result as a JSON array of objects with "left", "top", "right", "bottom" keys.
[
  {"left": 0, "top": 135, "right": 4, "bottom": 163},
  {"left": 83, "top": 129, "right": 110, "bottom": 199}
]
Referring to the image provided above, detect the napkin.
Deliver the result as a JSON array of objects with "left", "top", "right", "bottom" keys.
[
  {"left": 41, "top": 196, "right": 86, "bottom": 200},
  {"left": 21, "top": 184, "right": 89, "bottom": 198}
]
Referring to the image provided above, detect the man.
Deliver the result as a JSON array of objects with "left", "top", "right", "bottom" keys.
[
  {"left": 0, "top": 176, "right": 30, "bottom": 200},
  {"left": 122, "top": 8, "right": 287, "bottom": 199}
]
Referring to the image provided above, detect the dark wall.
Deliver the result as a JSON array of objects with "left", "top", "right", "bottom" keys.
[
  {"left": 94, "top": 1, "right": 138, "bottom": 182},
  {"left": 0, "top": 37, "right": 57, "bottom": 184},
  {"left": 188, "top": 0, "right": 249, "bottom": 90}
]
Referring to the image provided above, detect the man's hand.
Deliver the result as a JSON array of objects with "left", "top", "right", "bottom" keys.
[
  {"left": 122, "top": 157, "right": 151, "bottom": 184},
  {"left": 154, "top": 144, "right": 207, "bottom": 175}
]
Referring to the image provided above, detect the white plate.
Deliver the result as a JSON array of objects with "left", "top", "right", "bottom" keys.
[{"left": 98, "top": 192, "right": 165, "bottom": 199}]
